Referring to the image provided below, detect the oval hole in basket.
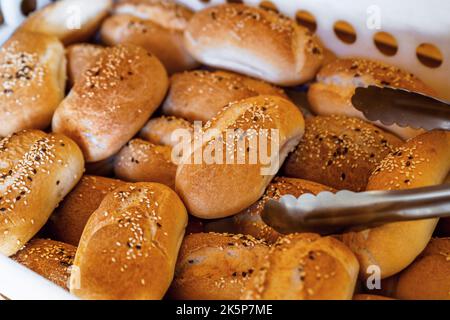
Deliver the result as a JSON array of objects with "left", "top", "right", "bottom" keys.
[
  {"left": 333, "top": 20, "right": 357, "bottom": 44},
  {"left": 416, "top": 43, "right": 443, "bottom": 68},
  {"left": 199, "top": 0, "right": 211, "bottom": 3},
  {"left": 295, "top": 10, "right": 317, "bottom": 33},
  {"left": 374, "top": 32, "right": 398, "bottom": 56},
  {"left": 21, "top": 0, "right": 37, "bottom": 16},
  {"left": 259, "top": 1, "right": 279, "bottom": 12},
  {"left": 226, "top": 0, "right": 244, "bottom": 4},
  {"left": 0, "top": 9, "right": 4, "bottom": 26}
]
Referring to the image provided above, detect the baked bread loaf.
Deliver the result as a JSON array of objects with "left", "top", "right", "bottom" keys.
[
  {"left": 114, "top": 139, "right": 176, "bottom": 189},
  {"left": 176, "top": 95, "right": 305, "bottom": 219},
  {"left": 308, "top": 59, "right": 436, "bottom": 140},
  {"left": 12, "top": 238, "right": 76, "bottom": 290},
  {"left": 101, "top": 0, "right": 198, "bottom": 74},
  {"left": 232, "top": 177, "right": 335, "bottom": 243},
  {"left": 242, "top": 233, "right": 359, "bottom": 300},
  {"left": 52, "top": 45, "right": 169, "bottom": 162},
  {"left": 19, "top": 0, "right": 113, "bottom": 45},
  {"left": 66, "top": 43, "right": 104, "bottom": 85},
  {"left": 0, "top": 31, "right": 66, "bottom": 137},
  {"left": 47, "top": 175, "right": 124, "bottom": 246},
  {"left": 70, "top": 182, "right": 188, "bottom": 300},
  {"left": 283, "top": 115, "right": 403, "bottom": 191},
  {"left": 169, "top": 232, "right": 269, "bottom": 300},
  {"left": 184, "top": 4, "right": 324, "bottom": 86},
  {"left": 343, "top": 130, "right": 450, "bottom": 279},
  {"left": 162, "top": 70, "right": 287, "bottom": 122},
  {"left": 0, "top": 130, "right": 84, "bottom": 256},
  {"left": 140, "top": 116, "right": 192, "bottom": 148}
]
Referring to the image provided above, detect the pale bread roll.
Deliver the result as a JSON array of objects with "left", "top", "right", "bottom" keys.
[{"left": 140, "top": 116, "right": 192, "bottom": 148}]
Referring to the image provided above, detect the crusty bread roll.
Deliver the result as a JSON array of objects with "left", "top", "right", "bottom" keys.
[
  {"left": 162, "top": 70, "right": 287, "bottom": 122},
  {"left": 343, "top": 130, "right": 450, "bottom": 279},
  {"left": 232, "top": 177, "right": 335, "bottom": 243},
  {"left": 0, "top": 130, "right": 84, "bottom": 256},
  {"left": 0, "top": 31, "right": 66, "bottom": 137},
  {"left": 242, "top": 233, "right": 359, "bottom": 300},
  {"left": 114, "top": 139, "right": 176, "bottom": 189},
  {"left": 52, "top": 45, "right": 169, "bottom": 162},
  {"left": 66, "top": 43, "right": 104, "bottom": 85},
  {"left": 140, "top": 116, "right": 192, "bottom": 148},
  {"left": 70, "top": 182, "right": 187, "bottom": 300},
  {"left": 12, "top": 239, "right": 76, "bottom": 290},
  {"left": 176, "top": 95, "right": 305, "bottom": 219},
  {"left": 19, "top": 0, "right": 113, "bottom": 45},
  {"left": 184, "top": 4, "right": 324, "bottom": 86},
  {"left": 101, "top": 0, "right": 198, "bottom": 74},
  {"left": 169, "top": 232, "right": 269, "bottom": 300},
  {"left": 47, "top": 175, "right": 124, "bottom": 246},
  {"left": 308, "top": 58, "right": 436, "bottom": 140},
  {"left": 283, "top": 115, "right": 403, "bottom": 191},
  {"left": 353, "top": 294, "right": 393, "bottom": 300}
]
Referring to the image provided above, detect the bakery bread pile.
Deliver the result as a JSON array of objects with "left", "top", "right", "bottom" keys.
[{"left": 0, "top": 0, "right": 448, "bottom": 300}]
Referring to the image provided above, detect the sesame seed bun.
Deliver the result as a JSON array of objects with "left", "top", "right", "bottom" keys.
[
  {"left": 308, "top": 58, "right": 436, "bottom": 140},
  {"left": 162, "top": 70, "right": 287, "bottom": 122},
  {"left": 19, "top": 0, "right": 113, "bottom": 45},
  {"left": 52, "top": 45, "right": 169, "bottom": 162},
  {"left": 114, "top": 139, "right": 176, "bottom": 189},
  {"left": 175, "top": 95, "right": 305, "bottom": 219},
  {"left": 47, "top": 175, "right": 125, "bottom": 246},
  {"left": 0, "top": 31, "right": 66, "bottom": 137},
  {"left": 0, "top": 130, "right": 84, "bottom": 256},
  {"left": 342, "top": 130, "right": 450, "bottom": 279},
  {"left": 101, "top": 0, "right": 198, "bottom": 74},
  {"left": 283, "top": 115, "right": 403, "bottom": 192},
  {"left": 11, "top": 239, "right": 76, "bottom": 290},
  {"left": 169, "top": 232, "right": 269, "bottom": 300},
  {"left": 70, "top": 182, "right": 188, "bottom": 300},
  {"left": 66, "top": 44, "right": 104, "bottom": 86},
  {"left": 184, "top": 4, "right": 324, "bottom": 86},
  {"left": 140, "top": 116, "right": 193, "bottom": 148}
]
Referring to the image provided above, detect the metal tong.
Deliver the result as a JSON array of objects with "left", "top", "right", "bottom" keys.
[{"left": 261, "top": 184, "right": 450, "bottom": 235}]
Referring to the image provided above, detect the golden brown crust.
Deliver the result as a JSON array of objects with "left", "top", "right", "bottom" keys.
[
  {"left": 66, "top": 44, "right": 104, "bottom": 86},
  {"left": 353, "top": 294, "right": 393, "bottom": 300},
  {"left": 52, "top": 45, "right": 169, "bottom": 162},
  {"left": 114, "top": 139, "right": 176, "bottom": 189},
  {"left": 175, "top": 95, "right": 305, "bottom": 219},
  {"left": 0, "top": 130, "right": 84, "bottom": 256},
  {"left": 140, "top": 116, "right": 192, "bottom": 148},
  {"left": 0, "top": 31, "right": 66, "bottom": 137},
  {"left": 47, "top": 175, "right": 125, "bottom": 246},
  {"left": 308, "top": 58, "right": 436, "bottom": 140},
  {"left": 242, "top": 233, "right": 359, "bottom": 300},
  {"left": 162, "top": 70, "right": 287, "bottom": 122},
  {"left": 12, "top": 239, "right": 76, "bottom": 290},
  {"left": 233, "top": 177, "right": 335, "bottom": 243},
  {"left": 184, "top": 4, "right": 324, "bottom": 86},
  {"left": 169, "top": 232, "right": 269, "bottom": 300},
  {"left": 343, "top": 130, "right": 450, "bottom": 279},
  {"left": 283, "top": 115, "right": 403, "bottom": 191},
  {"left": 70, "top": 182, "right": 188, "bottom": 300},
  {"left": 19, "top": 0, "right": 113, "bottom": 45}
]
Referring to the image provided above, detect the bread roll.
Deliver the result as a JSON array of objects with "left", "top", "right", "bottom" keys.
[
  {"left": 0, "top": 31, "right": 65, "bottom": 137},
  {"left": 176, "top": 95, "right": 305, "bottom": 219},
  {"left": 0, "top": 130, "right": 84, "bottom": 256},
  {"left": 19, "top": 0, "right": 113, "bottom": 45},
  {"left": 12, "top": 239, "right": 76, "bottom": 290},
  {"left": 101, "top": 0, "right": 198, "bottom": 74},
  {"left": 162, "top": 70, "right": 287, "bottom": 122},
  {"left": 169, "top": 232, "right": 269, "bottom": 300},
  {"left": 66, "top": 43, "right": 104, "bottom": 85},
  {"left": 70, "top": 182, "right": 187, "bottom": 300},
  {"left": 308, "top": 59, "right": 436, "bottom": 140},
  {"left": 140, "top": 116, "right": 192, "bottom": 148},
  {"left": 47, "top": 175, "right": 124, "bottom": 246},
  {"left": 283, "top": 115, "right": 403, "bottom": 191},
  {"left": 232, "top": 177, "right": 335, "bottom": 243},
  {"left": 114, "top": 139, "right": 176, "bottom": 189},
  {"left": 242, "top": 233, "right": 359, "bottom": 300},
  {"left": 353, "top": 294, "right": 393, "bottom": 300},
  {"left": 343, "top": 130, "right": 450, "bottom": 279},
  {"left": 184, "top": 4, "right": 324, "bottom": 86},
  {"left": 52, "top": 45, "right": 169, "bottom": 162}
]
